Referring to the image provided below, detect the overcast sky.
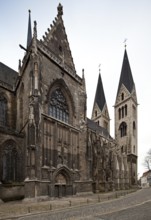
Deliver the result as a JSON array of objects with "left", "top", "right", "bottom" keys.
[{"left": 1, "top": 0, "right": 151, "bottom": 177}]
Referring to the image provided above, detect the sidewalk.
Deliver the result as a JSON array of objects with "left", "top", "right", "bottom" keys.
[{"left": 0, "top": 189, "right": 137, "bottom": 220}]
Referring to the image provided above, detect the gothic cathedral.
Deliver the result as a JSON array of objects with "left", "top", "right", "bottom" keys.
[{"left": 0, "top": 4, "right": 138, "bottom": 201}]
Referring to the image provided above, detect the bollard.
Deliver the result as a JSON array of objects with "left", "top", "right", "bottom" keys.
[
  {"left": 69, "top": 200, "right": 72, "bottom": 207},
  {"left": 98, "top": 195, "right": 100, "bottom": 202},
  {"left": 116, "top": 193, "right": 118, "bottom": 198},
  {"left": 28, "top": 207, "right": 31, "bottom": 213},
  {"left": 49, "top": 204, "right": 52, "bottom": 210}
]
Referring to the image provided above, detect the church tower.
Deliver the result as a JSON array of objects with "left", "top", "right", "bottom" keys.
[
  {"left": 114, "top": 48, "right": 138, "bottom": 186},
  {"left": 91, "top": 71, "right": 110, "bottom": 132}
]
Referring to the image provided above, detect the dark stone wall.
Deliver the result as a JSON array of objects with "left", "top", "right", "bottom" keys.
[{"left": 0, "top": 88, "right": 16, "bottom": 129}]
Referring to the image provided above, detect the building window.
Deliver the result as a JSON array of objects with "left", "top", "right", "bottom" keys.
[
  {"left": 125, "top": 104, "right": 127, "bottom": 116},
  {"left": 121, "top": 146, "right": 124, "bottom": 153},
  {"left": 118, "top": 108, "right": 121, "bottom": 119},
  {"left": 133, "top": 145, "right": 135, "bottom": 154},
  {"left": 49, "top": 88, "right": 69, "bottom": 123},
  {"left": 0, "top": 95, "right": 7, "bottom": 126},
  {"left": 121, "top": 93, "right": 124, "bottom": 100},
  {"left": 0, "top": 142, "right": 22, "bottom": 183},
  {"left": 133, "top": 121, "right": 136, "bottom": 136},
  {"left": 104, "top": 120, "right": 108, "bottom": 130},
  {"left": 119, "top": 105, "right": 127, "bottom": 119},
  {"left": 122, "top": 106, "right": 124, "bottom": 118},
  {"left": 119, "top": 122, "right": 127, "bottom": 137},
  {"left": 95, "top": 110, "right": 97, "bottom": 117}
]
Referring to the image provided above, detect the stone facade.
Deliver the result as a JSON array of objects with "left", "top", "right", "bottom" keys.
[{"left": 0, "top": 4, "right": 137, "bottom": 201}]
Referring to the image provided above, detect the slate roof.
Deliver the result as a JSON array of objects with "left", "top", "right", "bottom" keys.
[
  {"left": 0, "top": 62, "right": 18, "bottom": 89},
  {"left": 87, "top": 118, "right": 112, "bottom": 140},
  {"left": 93, "top": 73, "right": 106, "bottom": 111},
  {"left": 117, "top": 49, "right": 134, "bottom": 95}
]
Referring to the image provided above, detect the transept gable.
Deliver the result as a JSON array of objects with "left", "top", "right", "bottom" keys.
[{"left": 41, "top": 3, "right": 75, "bottom": 72}]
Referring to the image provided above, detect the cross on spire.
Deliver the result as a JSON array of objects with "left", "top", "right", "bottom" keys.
[
  {"left": 123, "top": 38, "right": 127, "bottom": 48},
  {"left": 99, "top": 64, "right": 101, "bottom": 74}
]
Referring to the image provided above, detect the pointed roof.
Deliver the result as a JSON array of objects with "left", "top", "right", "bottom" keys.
[
  {"left": 41, "top": 3, "right": 75, "bottom": 71},
  {"left": 117, "top": 49, "right": 134, "bottom": 95},
  {"left": 27, "top": 10, "right": 32, "bottom": 48},
  {"left": 94, "top": 73, "right": 106, "bottom": 111}
]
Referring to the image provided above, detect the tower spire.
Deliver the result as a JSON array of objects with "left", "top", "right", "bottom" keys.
[
  {"left": 94, "top": 70, "right": 106, "bottom": 112},
  {"left": 27, "top": 9, "right": 32, "bottom": 48},
  {"left": 117, "top": 48, "right": 134, "bottom": 96},
  {"left": 91, "top": 68, "right": 110, "bottom": 132}
]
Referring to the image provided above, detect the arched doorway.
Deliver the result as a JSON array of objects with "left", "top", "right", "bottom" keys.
[{"left": 54, "top": 167, "right": 73, "bottom": 197}]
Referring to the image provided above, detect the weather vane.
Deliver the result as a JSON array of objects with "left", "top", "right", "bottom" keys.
[{"left": 123, "top": 38, "right": 127, "bottom": 48}]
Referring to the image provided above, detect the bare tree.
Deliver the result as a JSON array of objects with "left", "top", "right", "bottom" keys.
[{"left": 143, "top": 149, "right": 151, "bottom": 170}]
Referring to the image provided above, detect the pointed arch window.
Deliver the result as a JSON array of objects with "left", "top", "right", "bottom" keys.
[
  {"left": 95, "top": 110, "right": 97, "bottom": 117},
  {"left": 121, "top": 93, "right": 124, "bottom": 100},
  {"left": 121, "top": 146, "right": 124, "bottom": 153},
  {"left": 119, "top": 122, "right": 127, "bottom": 137},
  {"left": 0, "top": 142, "right": 22, "bottom": 183},
  {"left": 133, "top": 121, "right": 136, "bottom": 136},
  {"left": 49, "top": 88, "right": 69, "bottom": 123},
  {"left": 0, "top": 95, "right": 7, "bottom": 126},
  {"left": 133, "top": 145, "right": 135, "bottom": 154},
  {"left": 125, "top": 104, "right": 127, "bottom": 116},
  {"left": 122, "top": 106, "right": 124, "bottom": 118},
  {"left": 118, "top": 108, "right": 121, "bottom": 119}
]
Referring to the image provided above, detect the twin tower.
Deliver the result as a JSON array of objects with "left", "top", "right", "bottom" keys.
[{"left": 92, "top": 48, "right": 138, "bottom": 185}]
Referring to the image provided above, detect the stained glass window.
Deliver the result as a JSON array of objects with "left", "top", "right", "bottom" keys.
[{"left": 49, "top": 89, "right": 69, "bottom": 123}]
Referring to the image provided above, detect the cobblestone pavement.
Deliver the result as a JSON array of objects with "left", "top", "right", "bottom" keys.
[
  {"left": 1, "top": 188, "right": 151, "bottom": 220},
  {"left": 16, "top": 188, "right": 151, "bottom": 220},
  {"left": 0, "top": 189, "right": 135, "bottom": 219},
  {"left": 97, "top": 200, "right": 151, "bottom": 220}
]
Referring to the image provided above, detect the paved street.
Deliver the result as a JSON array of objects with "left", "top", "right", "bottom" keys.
[
  {"left": 16, "top": 188, "right": 151, "bottom": 220},
  {"left": 98, "top": 200, "right": 151, "bottom": 220}
]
